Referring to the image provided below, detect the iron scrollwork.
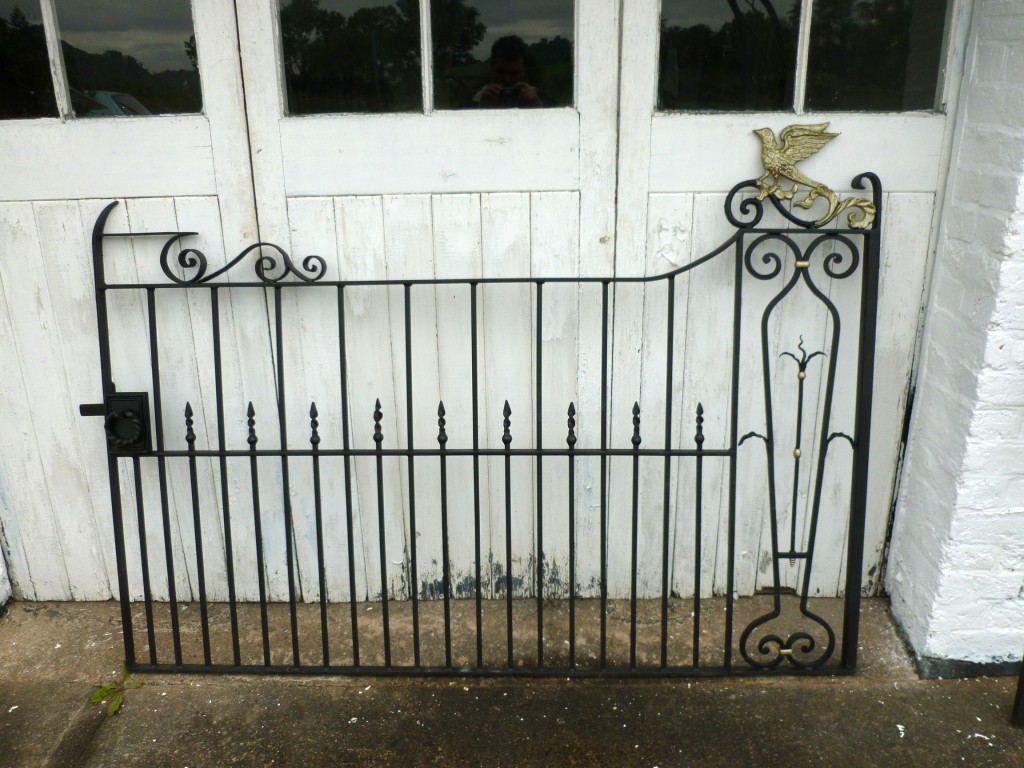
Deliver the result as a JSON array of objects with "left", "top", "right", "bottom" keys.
[{"left": 157, "top": 233, "right": 326, "bottom": 285}]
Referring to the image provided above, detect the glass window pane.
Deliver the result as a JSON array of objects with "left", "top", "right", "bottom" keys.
[
  {"left": 805, "top": 0, "right": 949, "bottom": 111},
  {"left": 432, "top": 0, "right": 573, "bottom": 110},
  {"left": 658, "top": 0, "right": 800, "bottom": 112},
  {"left": 53, "top": 0, "right": 201, "bottom": 117},
  {"left": 0, "top": 1, "right": 58, "bottom": 119},
  {"left": 280, "top": 0, "right": 422, "bottom": 115}
]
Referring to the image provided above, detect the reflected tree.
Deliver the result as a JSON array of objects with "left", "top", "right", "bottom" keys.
[
  {"left": 805, "top": 0, "right": 915, "bottom": 110},
  {"left": 0, "top": 6, "right": 58, "bottom": 118},
  {"left": 659, "top": 0, "right": 796, "bottom": 111}
]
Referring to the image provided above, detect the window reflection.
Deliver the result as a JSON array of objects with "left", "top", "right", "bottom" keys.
[
  {"left": 0, "top": 1, "right": 58, "bottom": 119},
  {"left": 432, "top": 0, "right": 573, "bottom": 110},
  {"left": 53, "top": 0, "right": 201, "bottom": 117},
  {"left": 805, "top": 0, "right": 949, "bottom": 111},
  {"left": 280, "top": 0, "right": 422, "bottom": 115},
  {"left": 658, "top": 0, "right": 800, "bottom": 112}
]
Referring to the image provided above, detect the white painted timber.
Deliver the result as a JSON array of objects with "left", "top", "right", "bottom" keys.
[
  {"left": 280, "top": 111, "right": 580, "bottom": 196},
  {"left": 0, "top": 117, "right": 217, "bottom": 202},
  {"left": 649, "top": 113, "right": 947, "bottom": 194}
]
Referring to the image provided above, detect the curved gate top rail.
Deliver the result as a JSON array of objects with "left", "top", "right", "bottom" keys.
[{"left": 83, "top": 171, "right": 882, "bottom": 678}]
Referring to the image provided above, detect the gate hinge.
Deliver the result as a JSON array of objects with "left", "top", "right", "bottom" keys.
[{"left": 80, "top": 393, "right": 153, "bottom": 454}]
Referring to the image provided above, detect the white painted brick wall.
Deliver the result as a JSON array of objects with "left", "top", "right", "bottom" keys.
[{"left": 887, "top": 0, "right": 1024, "bottom": 665}]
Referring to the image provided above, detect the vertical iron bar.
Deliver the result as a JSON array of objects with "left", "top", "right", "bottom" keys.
[
  {"left": 403, "top": 284, "right": 421, "bottom": 667},
  {"left": 566, "top": 403, "right": 577, "bottom": 668},
  {"left": 146, "top": 288, "right": 180, "bottom": 665},
  {"left": 693, "top": 404, "right": 705, "bottom": 668},
  {"left": 661, "top": 277, "right": 675, "bottom": 668},
  {"left": 535, "top": 281, "right": 544, "bottom": 667},
  {"left": 726, "top": 241, "right": 744, "bottom": 669},
  {"left": 470, "top": 283, "right": 483, "bottom": 669},
  {"left": 373, "top": 400, "right": 392, "bottom": 668},
  {"left": 210, "top": 288, "right": 241, "bottom": 666},
  {"left": 437, "top": 402, "right": 452, "bottom": 667},
  {"left": 273, "top": 286, "right": 300, "bottom": 667},
  {"left": 600, "top": 281, "right": 610, "bottom": 668},
  {"left": 184, "top": 403, "right": 211, "bottom": 665},
  {"left": 502, "top": 402, "right": 513, "bottom": 668},
  {"left": 90, "top": 205, "right": 135, "bottom": 668},
  {"left": 310, "top": 403, "right": 330, "bottom": 667},
  {"left": 131, "top": 457, "right": 157, "bottom": 665},
  {"left": 247, "top": 404, "right": 271, "bottom": 667},
  {"left": 630, "top": 402, "right": 641, "bottom": 669},
  {"left": 842, "top": 188, "right": 883, "bottom": 669},
  {"left": 336, "top": 287, "right": 360, "bottom": 667}
]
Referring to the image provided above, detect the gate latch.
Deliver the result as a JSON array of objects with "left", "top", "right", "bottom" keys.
[{"left": 80, "top": 393, "right": 153, "bottom": 454}]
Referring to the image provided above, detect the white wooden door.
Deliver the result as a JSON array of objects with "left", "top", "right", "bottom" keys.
[
  {"left": 614, "top": 0, "right": 972, "bottom": 599},
  {"left": 231, "top": 1, "right": 620, "bottom": 604},
  {"left": 0, "top": 0, "right": 259, "bottom": 601}
]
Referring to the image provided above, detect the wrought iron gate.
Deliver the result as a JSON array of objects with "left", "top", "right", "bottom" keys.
[{"left": 81, "top": 172, "right": 881, "bottom": 677}]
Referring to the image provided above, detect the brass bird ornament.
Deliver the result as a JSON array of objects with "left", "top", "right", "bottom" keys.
[{"left": 753, "top": 123, "right": 875, "bottom": 229}]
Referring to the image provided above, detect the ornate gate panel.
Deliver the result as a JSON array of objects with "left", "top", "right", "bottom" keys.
[{"left": 82, "top": 162, "right": 881, "bottom": 676}]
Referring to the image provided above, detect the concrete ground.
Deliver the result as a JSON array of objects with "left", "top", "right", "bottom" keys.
[{"left": 0, "top": 599, "right": 1021, "bottom": 767}]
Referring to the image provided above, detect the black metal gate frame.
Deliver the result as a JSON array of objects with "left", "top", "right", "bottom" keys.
[{"left": 82, "top": 173, "right": 882, "bottom": 677}]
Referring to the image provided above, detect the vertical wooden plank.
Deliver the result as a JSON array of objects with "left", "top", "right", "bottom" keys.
[
  {"left": 191, "top": 0, "right": 260, "bottom": 247},
  {"left": 531, "top": 191, "right": 580, "bottom": 603},
  {"left": 335, "top": 195, "right": 393, "bottom": 604},
  {"left": 480, "top": 193, "right": 533, "bottom": 600},
  {"left": 859, "top": 193, "right": 935, "bottom": 595},
  {"left": 608, "top": 0, "right": 659, "bottom": 603},
  {"left": 671, "top": 194, "right": 736, "bottom": 602},
  {"left": 78, "top": 197, "right": 163, "bottom": 603},
  {"left": 431, "top": 194, "right": 483, "bottom": 600},
  {"left": 120, "top": 198, "right": 196, "bottom": 604},
  {"left": 0, "top": 202, "right": 74, "bottom": 599},
  {"left": 382, "top": 195, "right": 438, "bottom": 603},
  {"left": 637, "top": 194, "right": 692, "bottom": 603},
  {"left": 613, "top": 0, "right": 659, "bottom": 271},
  {"left": 575, "top": 0, "right": 620, "bottom": 603},
  {"left": 234, "top": 0, "right": 290, "bottom": 244},
  {"left": 284, "top": 197, "right": 349, "bottom": 607},
  {"left": 34, "top": 200, "right": 119, "bottom": 594}
]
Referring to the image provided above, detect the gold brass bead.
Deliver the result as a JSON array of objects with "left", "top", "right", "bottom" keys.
[
  {"left": 798, "top": 371, "right": 806, "bottom": 380},
  {"left": 793, "top": 448, "right": 801, "bottom": 458}
]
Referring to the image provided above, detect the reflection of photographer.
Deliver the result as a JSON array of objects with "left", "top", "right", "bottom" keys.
[{"left": 471, "top": 36, "right": 544, "bottom": 108}]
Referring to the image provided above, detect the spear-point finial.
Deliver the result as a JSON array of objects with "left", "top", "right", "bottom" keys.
[
  {"left": 695, "top": 402, "right": 705, "bottom": 446},
  {"left": 373, "top": 399, "right": 383, "bottom": 444},
  {"left": 437, "top": 401, "right": 448, "bottom": 446},
  {"left": 185, "top": 402, "right": 196, "bottom": 445},
  {"left": 310, "top": 402, "right": 320, "bottom": 447},
  {"left": 247, "top": 402, "right": 257, "bottom": 446},
  {"left": 566, "top": 402, "right": 577, "bottom": 448},
  {"left": 502, "top": 400, "right": 512, "bottom": 447},
  {"left": 631, "top": 402, "right": 641, "bottom": 448}
]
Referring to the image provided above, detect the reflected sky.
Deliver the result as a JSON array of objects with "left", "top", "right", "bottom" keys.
[{"left": 52, "top": 0, "right": 195, "bottom": 72}]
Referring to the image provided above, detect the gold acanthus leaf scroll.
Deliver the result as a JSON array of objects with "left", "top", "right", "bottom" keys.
[{"left": 752, "top": 123, "right": 875, "bottom": 229}]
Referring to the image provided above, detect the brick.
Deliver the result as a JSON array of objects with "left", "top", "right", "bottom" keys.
[
  {"left": 959, "top": 126, "right": 1024, "bottom": 169},
  {"left": 974, "top": 369, "right": 1024, "bottom": 405},
  {"left": 954, "top": 167, "right": 1023, "bottom": 210},
  {"left": 966, "top": 84, "right": 1024, "bottom": 127}
]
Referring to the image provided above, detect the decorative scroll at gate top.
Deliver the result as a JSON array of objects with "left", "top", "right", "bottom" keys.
[{"left": 82, "top": 138, "right": 882, "bottom": 678}]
